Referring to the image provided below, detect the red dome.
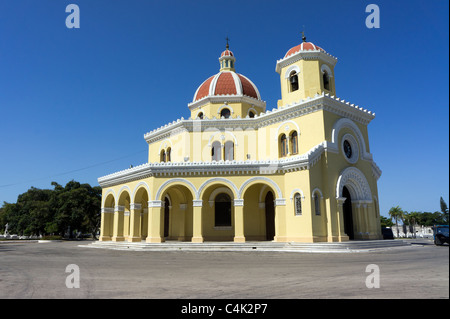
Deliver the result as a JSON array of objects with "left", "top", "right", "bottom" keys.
[
  {"left": 193, "top": 71, "right": 261, "bottom": 102},
  {"left": 284, "top": 42, "right": 325, "bottom": 58},
  {"left": 220, "top": 49, "right": 234, "bottom": 57}
]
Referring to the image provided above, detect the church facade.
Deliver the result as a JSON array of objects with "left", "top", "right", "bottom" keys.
[{"left": 98, "top": 36, "right": 383, "bottom": 243}]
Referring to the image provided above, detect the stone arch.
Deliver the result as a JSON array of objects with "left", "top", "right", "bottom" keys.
[
  {"left": 238, "top": 176, "right": 283, "bottom": 200},
  {"left": 132, "top": 181, "right": 151, "bottom": 203},
  {"left": 197, "top": 177, "right": 239, "bottom": 200},
  {"left": 336, "top": 167, "right": 372, "bottom": 201},
  {"left": 155, "top": 178, "right": 198, "bottom": 201},
  {"left": 102, "top": 189, "right": 116, "bottom": 207},
  {"left": 331, "top": 118, "right": 371, "bottom": 160}
]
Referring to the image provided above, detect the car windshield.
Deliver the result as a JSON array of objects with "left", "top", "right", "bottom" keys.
[{"left": 437, "top": 227, "right": 449, "bottom": 237}]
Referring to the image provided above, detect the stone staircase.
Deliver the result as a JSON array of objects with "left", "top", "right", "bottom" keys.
[{"left": 79, "top": 239, "right": 412, "bottom": 253}]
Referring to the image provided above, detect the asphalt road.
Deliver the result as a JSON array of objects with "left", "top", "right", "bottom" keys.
[{"left": 0, "top": 240, "right": 448, "bottom": 299}]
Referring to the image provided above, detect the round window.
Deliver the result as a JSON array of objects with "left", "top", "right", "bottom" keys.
[{"left": 341, "top": 134, "right": 358, "bottom": 164}]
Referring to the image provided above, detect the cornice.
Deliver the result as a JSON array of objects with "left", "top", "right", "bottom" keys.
[
  {"left": 188, "top": 94, "right": 266, "bottom": 111},
  {"left": 144, "top": 92, "right": 375, "bottom": 144},
  {"left": 275, "top": 50, "right": 338, "bottom": 74},
  {"left": 99, "top": 141, "right": 379, "bottom": 188}
]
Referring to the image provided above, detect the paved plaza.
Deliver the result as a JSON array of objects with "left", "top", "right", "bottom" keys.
[{"left": 0, "top": 240, "right": 448, "bottom": 299}]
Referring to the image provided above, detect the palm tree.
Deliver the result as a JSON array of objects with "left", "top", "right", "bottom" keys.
[{"left": 389, "top": 206, "right": 404, "bottom": 238}]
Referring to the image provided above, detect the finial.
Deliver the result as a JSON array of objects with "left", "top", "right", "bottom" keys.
[
  {"left": 225, "top": 36, "right": 230, "bottom": 49},
  {"left": 301, "top": 30, "right": 306, "bottom": 42}
]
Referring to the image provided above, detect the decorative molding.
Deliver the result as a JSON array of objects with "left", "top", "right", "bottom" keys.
[
  {"left": 341, "top": 133, "right": 359, "bottom": 164},
  {"left": 274, "top": 198, "right": 286, "bottom": 206},
  {"left": 276, "top": 50, "right": 338, "bottom": 74},
  {"left": 234, "top": 199, "right": 244, "bottom": 206},
  {"left": 130, "top": 203, "right": 142, "bottom": 210},
  {"left": 284, "top": 65, "right": 300, "bottom": 79},
  {"left": 148, "top": 200, "right": 163, "bottom": 208},
  {"left": 336, "top": 167, "right": 372, "bottom": 202},
  {"left": 101, "top": 207, "right": 114, "bottom": 213},
  {"left": 193, "top": 199, "right": 203, "bottom": 207},
  {"left": 144, "top": 93, "right": 375, "bottom": 145}
]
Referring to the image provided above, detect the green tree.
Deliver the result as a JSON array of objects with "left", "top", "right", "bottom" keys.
[
  {"left": 389, "top": 206, "right": 404, "bottom": 237},
  {"left": 380, "top": 215, "right": 394, "bottom": 228}
]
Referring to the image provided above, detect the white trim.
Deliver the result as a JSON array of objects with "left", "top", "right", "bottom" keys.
[
  {"left": 132, "top": 181, "right": 151, "bottom": 203},
  {"left": 208, "top": 187, "right": 235, "bottom": 202},
  {"left": 230, "top": 72, "right": 242, "bottom": 95},
  {"left": 320, "top": 64, "right": 333, "bottom": 77},
  {"left": 336, "top": 167, "right": 372, "bottom": 201},
  {"left": 238, "top": 176, "right": 283, "bottom": 200},
  {"left": 275, "top": 120, "right": 300, "bottom": 140},
  {"left": 209, "top": 72, "right": 221, "bottom": 96},
  {"left": 311, "top": 188, "right": 323, "bottom": 199},
  {"left": 197, "top": 177, "right": 239, "bottom": 200},
  {"left": 148, "top": 200, "right": 163, "bottom": 208},
  {"left": 330, "top": 118, "right": 372, "bottom": 161},
  {"left": 217, "top": 104, "right": 234, "bottom": 116},
  {"left": 234, "top": 199, "right": 244, "bottom": 206},
  {"left": 238, "top": 73, "right": 262, "bottom": 100},
  {"left": 284, "top": 65, "right": 300, "bottom": 79},
  {"left": 341, "top": 133, "right": 359, "bottom": 164},
  {"left": 102, "top": 189, "right": 117, "bottom": 207},
  {"left": 155, "top": 178, "right": 198, "bottom": 201},
  {"left": 208, "top": 130, "right": 238, "bottom": 147},
  {"left": 158, "top": 138, "right": 173, "bottom": 153},
  {"left": 289, "top": 188, "right": 305, "bottom": 201},
  {"left": 118, "top": 185, "right": 132, "bottom": 200}
]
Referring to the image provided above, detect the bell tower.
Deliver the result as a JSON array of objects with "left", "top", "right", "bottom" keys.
[{"left": 275, "top": 33, "right": 337, "bottom": 107}]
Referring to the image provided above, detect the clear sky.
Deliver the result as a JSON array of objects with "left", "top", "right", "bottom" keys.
[{"left": 0, "top": 0, "right": 448, "bottom": 217}]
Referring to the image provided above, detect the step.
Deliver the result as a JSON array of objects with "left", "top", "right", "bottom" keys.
[{"left": 80, "top": 239, "right": 411, "bottom": 253}]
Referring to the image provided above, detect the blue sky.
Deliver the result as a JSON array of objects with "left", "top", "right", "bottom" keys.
[{"left": 0, "top": 0, "right": 448, "bottom": 217}]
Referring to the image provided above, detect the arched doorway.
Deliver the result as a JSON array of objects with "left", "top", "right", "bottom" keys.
[
  {"left": 215, "top": 193, "right": 232, "bottom": 227},
  {"left": 343, "top": 186, "right": 354, "bottom": 240},
  {"left": 265, "top": 191, "right": 275, "bottom": 240},
  {"left": 164, "top": 197, "right": 170, "bottom": 238}
]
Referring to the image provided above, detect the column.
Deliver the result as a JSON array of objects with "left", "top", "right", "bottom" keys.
[
  {"left": 146, "top": 200, "right": 165, "bottom": 243},
  {"left": 128, "top": 203, "right": 142, "bottom": 242},
  {"left": 336, "top": 198, "right": 349, "bottom": 242},
  {"left": 233, "top": 199, "right": 245, "bottom": 243},
  {"left": 192, "top": 200, "right": 203, "bottom": 243},
  {"left": 353, "top": 201, "right": 363, "bottom": 240},
  {"left": 273, "top": 198, "right": 286, "bottom": 242},
  {"left": 112, "top": 205, "right": 125, "bottom": 242},
  {"left": 99, "top": 207, "right": 114, "bottom": 241},
  {"left": 178, "top": 204, "right": 187, "bottom": 241}
]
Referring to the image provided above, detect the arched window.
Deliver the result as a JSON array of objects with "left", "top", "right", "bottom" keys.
[
  {"left": 323, "top": 71, "right": 330, "bottom": 91},
  {"left": 166, "top": 147, "right": 171, "bottom": 162},
  {"left": 197, "top": 112, "right": 204, "bottom": 119},
  {"left": 248, "top": 111, "right": 255, "bottom": 118},
  {"left": 294, "top": 193, "right": 302, "bottom": 216},
  {"left": 224, "top": 141, "right": 234, "bottom": 161},
  {"left": 314, "top": 193, "right": 321, "bottom": 215},
  {"left": 160, "top": 149, "right": 166, "bottom": 162},
  {"left": 215, "top": 193, "right": 231, "bottom": 227},
  {"left": 289, "top": 71, "right": 299, "bottom": 92},
  {"left": 280, "top": 134, "right": 288, "bottom": 157},
  {"left": 211, "top": 141, "right": 222, "bottom": 161},
  {"left": 290, "top": 131, "right": 298, "bottom": 155},
  {"left": 220, "top": 108, "right": 231, "bottom": 119}
]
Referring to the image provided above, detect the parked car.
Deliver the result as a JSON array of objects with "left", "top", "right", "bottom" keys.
[
  {"left": 433, "top": 225, "right": 449, "bottom": 246},
  {"left": 382, "top": 227, "right": 394, "bottom": 240}
]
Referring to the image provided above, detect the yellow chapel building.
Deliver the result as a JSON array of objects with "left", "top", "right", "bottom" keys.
[{"left": 98, "top": 35, "right": 383, "bottom": 243}]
